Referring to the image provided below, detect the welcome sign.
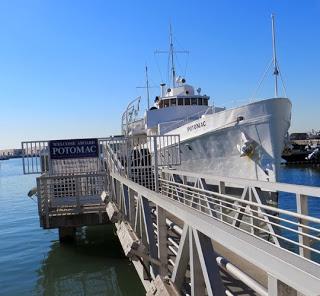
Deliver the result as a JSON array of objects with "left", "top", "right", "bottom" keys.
[{"left": 49, "top": 138, "right": 99, "bottom": 160}]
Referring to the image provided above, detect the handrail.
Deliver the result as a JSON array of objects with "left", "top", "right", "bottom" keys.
[{"left": 161, "top": 168, "right": 320, "bottom": 197}]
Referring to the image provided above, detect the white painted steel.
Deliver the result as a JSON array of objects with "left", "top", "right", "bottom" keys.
[
  {"left": 162, "top": 168, "right": 320, "bottom": 197},
  {"left": 160, "top": 169, "right": 320, "bottom": 260},
  {"left": 110, "top": 172, "right": 320, "bottom": 296}
]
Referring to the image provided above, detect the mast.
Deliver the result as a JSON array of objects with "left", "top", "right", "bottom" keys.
[
  {"left": 154, "top": 25, "right": 188, "bottom": 89},
  {"left": 271, "top": 14, "right": 279, "bottom": 97},
  {"left": 169, "top": 24, "right": 176, "bottom": 88},
  {"left": 145, "top": 65, "right": 150, "bottom": 109}
]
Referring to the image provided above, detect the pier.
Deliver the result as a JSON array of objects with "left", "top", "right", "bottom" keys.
[{"left": 22, "top": 135, "right": 320, "bottom": 296}]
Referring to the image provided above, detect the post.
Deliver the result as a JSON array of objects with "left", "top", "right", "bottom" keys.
[
  {"left": 153, "top": 136, "right": 159, "bottom": 193},
  {"left": 75, "top": 176, "right": 81, "bottom": 213},
  {"left": 59, "top": 227, "right": 76, "bottom": 243},
  {"left": 21, "top": 142, "right": 26, "bottom": 174},
  {"left": 268, "top": 274, "right": 297, "bottom": 296},
  {"left": 296, "top": 194, "right": 310, "bottom": 258},
  {"left": 219, "top": 181, "right": 226, "bottom": 221},
  {"left": 157, "top": 206, "right": 168, "bottom": 277},
  {"left": 43, "top": 178, "right": 50, "bottom": 228}
]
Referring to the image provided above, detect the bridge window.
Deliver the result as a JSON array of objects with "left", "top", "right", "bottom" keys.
[
  {"left": 191, "top": 98, "right": 197, "bottom": 105},
  {"left": 203, "top": 98, "right": 208, "bottom": 106},
  {"left": 171, "top": 98, "right": 176, "bottom": 106},
  {"left": 198, "top": 98, "right": 203, "bottom": 105},
  {"left": 185, "top": 98, "right": 190, "bottom": 105},
  {"left": 163, "top": 100, "right": 169, "bottom": 107},
  {"left": 178, "top": 98, "right": 183, "bottom": 105}
]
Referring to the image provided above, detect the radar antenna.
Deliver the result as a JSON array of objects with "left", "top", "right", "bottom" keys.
[
  {"left": 155, "top": 25, "right": 189, "bottom": 88},
  {"left": 145, "top": 65, "right": 150, "bottom": 108}
]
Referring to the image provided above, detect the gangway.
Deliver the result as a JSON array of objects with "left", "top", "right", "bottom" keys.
[{"left": 22, "top": 136, "right": 320, "bottom": 295}]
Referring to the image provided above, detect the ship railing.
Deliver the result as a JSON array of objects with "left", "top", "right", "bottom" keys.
[
  {"left": 121, "top": 96, "right": 142, "bottom": 136},
  {"left": 125, "top": 119, "right": 145, "bottom": 136},
  {"left": 37, "top": 172, "right": 107, "bottom": 228},
  {"left": 160, "top": 168, "right": 320, "bottom": 262}
]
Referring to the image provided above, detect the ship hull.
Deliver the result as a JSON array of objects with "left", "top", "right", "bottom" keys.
[{"left": 167, "top": 98, "right": 291, "bottom": 182}]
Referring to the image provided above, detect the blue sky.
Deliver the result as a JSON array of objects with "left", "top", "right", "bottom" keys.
[{"left": 0, "top": 0, "right": 319, "bottom": 149}]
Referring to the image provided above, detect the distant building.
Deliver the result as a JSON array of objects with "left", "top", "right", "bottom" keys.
[
  {"left": 290, "top": 133, "right": 309, "bottom": 141},
  {"left": 0, "top": 149, "right": 23, "bottom": 158}
]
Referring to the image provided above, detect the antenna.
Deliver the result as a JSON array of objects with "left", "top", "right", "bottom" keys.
[
  {"left": 169, "top": 24, "right": 176, "bottom": 88},
  {"left": 145, "top": 65, "right": 150, "bottom": 109},
  {"left": 137, "top": 65, "right": 157, "bottom": 109},
  {"left": 155, "top": 25, "right": 189, "bottom": 89},
  {"left": 271, "top": 14, "right": 279, "bottom": 97}
]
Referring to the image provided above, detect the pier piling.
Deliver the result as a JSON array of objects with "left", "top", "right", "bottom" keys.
[{"left": 58, "top": 227, "right": 76, "bottom": 242}]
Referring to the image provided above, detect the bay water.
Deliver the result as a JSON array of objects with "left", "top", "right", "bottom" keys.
[
  {"left": 0, "top": 159, "right": 145, "bottom": 296},
  {"left": 0, "top": 158, "right": 319, "bottom": 295}
]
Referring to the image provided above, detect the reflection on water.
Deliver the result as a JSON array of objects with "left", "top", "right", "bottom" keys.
[
  {"left": 0, "top": 159, "right": 144, "bottom": 296},
  {"left": 35, "top": 226, "right": 143, "bottom": 296}
]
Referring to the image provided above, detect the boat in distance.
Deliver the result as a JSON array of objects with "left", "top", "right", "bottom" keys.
[{"left": 122, "top": 17, "right": 292, "bottom": 183}]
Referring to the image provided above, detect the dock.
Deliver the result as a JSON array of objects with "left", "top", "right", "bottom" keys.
[{"left": 22, "top": 135, "right": 320, "bottom": 296}]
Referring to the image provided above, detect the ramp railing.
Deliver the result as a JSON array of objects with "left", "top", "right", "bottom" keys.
[
  {"left": 37, "top": 172, "right": 107, "bottom": 228},
  {"left": 161, "top": 168, "right": 320, "bottom": 262},
  {"left": 21, "top": 140, "right": 49, "bottom": 174},
  {"left": 100, "top": 135, "right": 180, "bottom": 190}
]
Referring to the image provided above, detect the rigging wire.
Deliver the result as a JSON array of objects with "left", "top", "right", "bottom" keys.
[
  {"left": 184, "top": 51, "right": 190, "bottom": 78},
  {"left": 154, "top": 53, "right": 164, "bottom": 84},
  {"left": 250, "top": 58, "right": 273, "bottom": 101},
  {"left": 277, "top": 61, "right": 288, "bottom": 97},
  {"left": 175, "top": 36, "right": 190, "bottom": 78},
  {"left": 251, "top": 58, "right": 288, "bottom": 101}
]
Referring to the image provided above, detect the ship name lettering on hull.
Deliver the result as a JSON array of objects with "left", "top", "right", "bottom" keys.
[{"left": 187, "top": 121, "right": 206, "bottom": 132}]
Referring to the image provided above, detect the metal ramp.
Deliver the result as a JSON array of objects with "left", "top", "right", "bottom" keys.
[
  {"left": 22, "top": 136, "right": 320, "bottom": 295},
  {"left": 103, "top": 137, "right": 320, "bottom": 296},
  {"left": 107, "top": 171, "right": 320, "bottom": 296}
]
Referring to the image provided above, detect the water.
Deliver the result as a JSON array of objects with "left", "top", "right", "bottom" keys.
[
  {"left": 1, "top": 160, "right": 320, "bottom": 295},
  {"left": 0, "top": 159, "right": 145, "bottom": 296},
  {"left": 278, "top": 165, "right": 320, "bottom": 262}
]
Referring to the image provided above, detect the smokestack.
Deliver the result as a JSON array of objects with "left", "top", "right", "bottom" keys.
[{"left": 160, "top": 83, "right": 166, "bottom": 97}]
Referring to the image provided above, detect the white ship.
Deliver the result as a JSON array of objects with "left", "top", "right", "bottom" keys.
[{"left": 122, "top": 17, "right": 291, "bottom": 183}]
